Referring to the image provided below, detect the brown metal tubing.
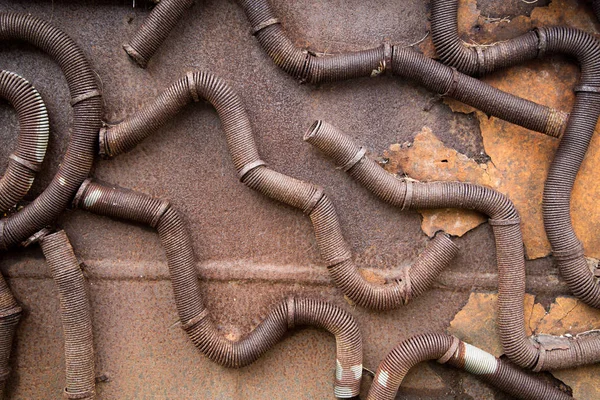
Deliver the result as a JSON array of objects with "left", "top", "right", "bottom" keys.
[
  {"left": 73, "top": 179, "right": 363, "bottom": 398},
  {"left": 124, "top": 0, "right": 195, "bottom": 68},
  {"left": 0, "top": 13, "right": 103, "bottom": 250},
  {"left": 0, "top": 267, "right": 21, "bottom": 399},
  {"left": 304, "top": 121, "right": 600, "bottom": 371},
  {"left": 430, "top": 0, "right": 600, "bottom": 310},
  {"left": 40, "top": 230, "right": 96, "bottom": 400},
  {"left": 430, "top": 0, "right": 541, "bottom": 76},
  {"left": 236, "top": 0, "right": 566, "bottom": 138},
  {"left": 100, "top": 71, "right": 458, "bottom": 311},
  {"left": 367, "top": 333, "right": 571, "bottom": 400},
  {"left": 0, "top": 70, "right": 49, "bottom": 214}
]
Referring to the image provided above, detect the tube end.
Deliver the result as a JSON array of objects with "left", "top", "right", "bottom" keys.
[
  {"left": 123, "top": 44, "right": 148, "bottom": 69},
  {"left": 303, "top": 120, "right": 322, "bottom": 142}
]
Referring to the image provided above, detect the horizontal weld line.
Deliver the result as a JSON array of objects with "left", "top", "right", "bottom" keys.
[{"left": 2, "top": 260, "right": 569, "bottom": 293}]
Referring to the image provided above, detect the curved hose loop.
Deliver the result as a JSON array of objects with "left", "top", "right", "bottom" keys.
[
  {"left": 72, "top": 179, "right": 363, "bottom": 398},
  {"left": 0, "top": 13, "right": 103, "bottom": 250},
  {"left": 304, "top": 121, "right": 600, "bottom": 372},
  {"left": 0, "top": 263, "right": 21, "bottom": 399},
  {"left": 0, "top": 70, "right": 50, "bottom": 214},
  {"left": 100, "top": 71, "right": 458, "bottom": 311},
  {"left": 367, "top": 333, "right": 572, "bottom": 400},
  {"left": 38, "top": 230, "right": 96, "bottom": 400},
  {"left": 236, "top": 0, "right": 567, "bottom": 138},
  {"left": 430, "top": 0, "right": 600, "bottom": 309},
  {"left": 124, "top": 0, "right": 195, "bottom": 68}
]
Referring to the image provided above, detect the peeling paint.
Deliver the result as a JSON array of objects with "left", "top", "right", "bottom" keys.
[
  {"left": 385, "top": 126, "right": 496, "bottom": 238},
  {"left": 449, "top": 292, "right": 600, "bottom": 399},
  {"left": 408, "top": 0, "right": 600, "bottom": 259}
]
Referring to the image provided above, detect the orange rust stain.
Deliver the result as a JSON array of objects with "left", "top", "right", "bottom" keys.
[
  {"left": 359, "top": 269, "right": 387, "bottom": 285},
  {"left": 414, "top": 0, "right": 600, "bottom": 259},
  {"left": 385, "top": 127, "right": 494, "bottom": 237},
  {"left": 449, "top": 292, "right": 600, "bottom": 399}
]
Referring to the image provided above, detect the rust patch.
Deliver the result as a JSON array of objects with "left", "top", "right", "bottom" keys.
[
  {"left": 359, "top": 269, "right": 386, "bottom": 285},
  {"left": 449, "top": 292, "right": 600, "bottom": 399},
  {"left": 413, "top": 0, "right": 600, "bottom": 259},
  {"left": 385, "top": 127, "right": 496, "bottom": 237}
]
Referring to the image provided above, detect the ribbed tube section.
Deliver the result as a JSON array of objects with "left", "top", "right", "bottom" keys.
[{"left": 40, "top": 231, "right": 95, "bottom": 400}]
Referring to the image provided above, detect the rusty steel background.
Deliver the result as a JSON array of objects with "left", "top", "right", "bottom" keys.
[{"left": 0, "top": 0, "right": 581, "bottom": 398}]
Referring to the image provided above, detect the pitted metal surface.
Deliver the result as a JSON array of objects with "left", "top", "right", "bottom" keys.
[{"left": 0, "top": 0, "right": 579, "bottom": 398}]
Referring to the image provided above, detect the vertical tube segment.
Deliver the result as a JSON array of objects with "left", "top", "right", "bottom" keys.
[{"left": 40, "top": 230, "right": 96, "bottom": 400}]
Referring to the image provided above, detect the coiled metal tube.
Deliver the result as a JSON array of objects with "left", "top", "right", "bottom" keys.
[
  {"left": 0, "top": 70, "right": 49, "bottom": 214},
  {"left": 368, "top": 333, "right": 571, "bottom": 400},
  {"left": 430, "top": 0, "right": 600, "bottom": 311},
  {"left": 124, "top": 0, "right": 195, "bottom": 68},
  {"left": 40, "top": 230, "right": 96, "bottom": 400},
  {"left": 304, "top": 121, "right": 600, "bottom": 371},
  {"left": 0, "top": 13, "right": 102, "bottom": 250},
  {"left": 100, "top": 71, "right": 458, "bottom": 310},
  {"left": 73, "top": 179, "right": 363, "bottom": 398},
  {"left": 0, "top": 270, "right": 21, "bottom": 399},
  {"left": 236, "top": 0, "right": 567, "bottom": 138}
]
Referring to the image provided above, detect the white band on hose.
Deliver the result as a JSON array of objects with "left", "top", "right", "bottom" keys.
[{"left": 462, "top": 343, "right": 498, "bottom": 375}]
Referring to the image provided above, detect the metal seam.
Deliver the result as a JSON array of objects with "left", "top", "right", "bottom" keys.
[
  {"left": 488, "top": 217, "right": 521, "bottom": 226},
  {"left": 63, "top": 388, "right": 96, "bottom": 400},
  {"left": 573, "top": 85, "right": 600, "bottom": 93},
  {"left": 475, "top": 46, "right": 486, "bottom": 76},
  {"left": 443, "top": 67, "right": 460, "bottom": 97},
  {"left": 302, "top": 187, "right": 324, "bottom": 214},
  {"left": 286, "top": 297, "right": 295, "bottom": 329},
  {"left": 181, "top": 309, "right": 209, "bottom": 331},
  {"left": 70, "top": 89, "right": 101, "bottom": 106},
  {"left": 150, "top": 200, "right": 171, "bottom": 228},
  {"left": 339, "top": 147, "right": 366, "bottom": 172},
  {"left": 401, "top": 266, "right": 412, "bottom": 305},
  {"left": 437, "top": 336, "right": 460, "bottom": 364},
  {"left": 553, "top": 243, "right": 585, "bottom": 261},
  {"left": 382, "top": 41, "right": 392, "bottom": 75},
  {"left": 536, "top": 27, "right": 547, "bottom": 59},
  {"left": 9, "top": 153, "right": 41, "bottom": 172},
  {"left": 252, "top": 18, "right": 280, "bottom": 35},
  {"left": 238, "top": 160, "right": 267, "bottom": 181},
  {"left": 401, "top": 180, "right": 413, "bottom": 211},
  {"left": 72, "top": 178, "right": 94, "bottom": 209},
  {"left": 186, "top": 72, "right": 200, "bottom": 102}
]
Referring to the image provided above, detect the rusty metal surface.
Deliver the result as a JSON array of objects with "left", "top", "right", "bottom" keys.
[{"left": 0, "top": 0, "right": 583, "bottom": 398}]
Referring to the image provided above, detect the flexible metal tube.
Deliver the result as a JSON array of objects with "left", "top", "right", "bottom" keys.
[
  {"left": 304, "top": 121, "right": 600, "bottom": 371},
  {"left": 0, "top": 13, "right": 103, "bottom": 250},
  {"left": 40, "top": 230, "right": 96, "bottom": 400},
  {"left": 0, "top": 70, "right": 49, "bottom": 214},
  {"left": 100, "top": 71, "right": 458, "bottom": 310},
  {"left": 124, "top": 0, "right": 195, "bottom": 68},
  {"left": 73, "top": 179, "right": 363, "bottom": 398},
  {"left": 430, "top": 0, "right": 600, "bottom": 310},
  {"left": 430, "top": 0, "right": 541, "bottom": 76},
  {"left": 236, "top": 0, "right": 567, "bottom": 138},
  {"left": 367, "top": 333, "right": 571, "bottom": 400},
  {"left": 0, "top": 270, "right": 20, "bottom": 399}
]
